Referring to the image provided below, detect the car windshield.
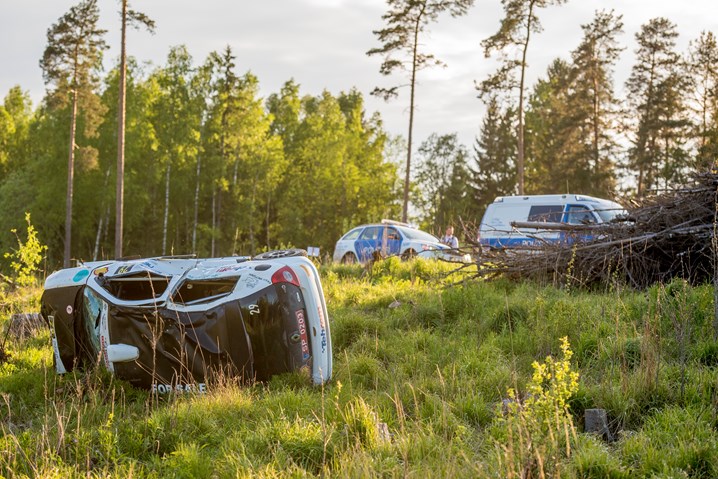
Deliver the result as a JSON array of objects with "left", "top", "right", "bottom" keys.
[
  {"left": 341, "top": 228, "right": 362, "bottom": 240},
  {"left": 595, "top": 205, "right": 627, "bottom": 223},
  {"left": 399, "top": 226, "right": 440, "bottom": 243}
]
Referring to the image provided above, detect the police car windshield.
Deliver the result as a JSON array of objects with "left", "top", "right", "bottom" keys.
[{"left": 399, "top": 226, "right": 440, "bottom": 243}]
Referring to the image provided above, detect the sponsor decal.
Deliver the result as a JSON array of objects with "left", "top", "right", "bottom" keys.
[
  {"left": 249, "top": 273, "right": 271, "bottom": 284},
  {"left": 216, "top": 264, "right": 251, "bottom": 273},
  {"left": 152, "top": 383, "right": 207, "bottom": 394},
  {"left": 295, "top": 310, "right": 310, "bottom": 360},
  {"left": 116, "top": 264, "right": 133, "bottom": 274},
  {"left": 321, "top": 329, "right": 327, "bottom": 354},
  {"left": 244, "top": 275, "right": 258, "bottom": 289},
  {"left": 72, "top": 269, "right": 90, "bottom": 282},
  {"left": 317, "top": 306, "right": 326, "bottom": 330},
  {"left": 94, "top": 266, "right": 109, "bottom": 276},
  {"left": 138, "top": 261, "right": 157, "bottom": 271}
]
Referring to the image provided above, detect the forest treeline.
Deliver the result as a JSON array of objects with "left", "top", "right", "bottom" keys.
[{"left": 0, "top": 5, "right": 716, "bottom": 269}]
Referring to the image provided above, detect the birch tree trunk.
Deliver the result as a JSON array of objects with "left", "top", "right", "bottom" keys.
[{"left": 162, "top": 162, "right": 171, "bottom": 255}]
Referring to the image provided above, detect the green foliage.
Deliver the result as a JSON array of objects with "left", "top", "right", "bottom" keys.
[
  {"left": 414, "top": 133, "right": 474, "bottom": 233},
  {"left": 4, "top": 267, "right": 718, "bottom": 477},
  {"left": 626, "top": 17, "right": 691, "bottom": 195},
  {"left": 4, "top": 212, "right": 47, "bottom": 286},
  {"left": 471, "top": 95, "right": 517, "bottom": 213},
  {"left": 488, "top": 337, "right": 580, "bottom": 478}
]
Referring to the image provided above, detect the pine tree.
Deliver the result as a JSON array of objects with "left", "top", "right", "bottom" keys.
[
  {"left": 115, "top": 0, "right": 155, "bottom": 259},
  {"left": 479, "top": 0, "right": 568, "bottom": 195},
  {"left": 367, "top": 0, "right": 474, "bottom": 222},
  {"left": 686, "top": 31, "right": 718, "bottom": 171},
  {"left": 40, "top": 0, "right": 107, "bottom": 267},
  {"left": 626, "top": 18, "right": 691, "bottom": 194},
  {"left": 568, "top": 9, "right": 623, "bottom": 196},
  {"left": 524, "top": 59, "right": 581, "bottom": 193},
  {"left": 471, "top": 96, "right": 517, "bottom": 214}
]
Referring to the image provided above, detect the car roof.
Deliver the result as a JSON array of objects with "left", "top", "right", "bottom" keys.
[{"left": 491, "top": 194, "right": 620, "bottom": 207}]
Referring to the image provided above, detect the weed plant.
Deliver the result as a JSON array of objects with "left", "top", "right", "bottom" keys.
[{"left": 1, "top": 258, "right": 718, "bottom": 477}]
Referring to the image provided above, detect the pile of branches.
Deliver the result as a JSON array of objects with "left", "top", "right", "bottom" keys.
[{"left": 465, "top": 172, "right": 718, "bottom": 289}]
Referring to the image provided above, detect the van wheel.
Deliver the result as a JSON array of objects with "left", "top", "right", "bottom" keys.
[
  {"left": 341, "top": 253, "right": 357, "bottom": 264},
  {"left": 401, "top": 249, "right": 416, "bottom": 261}
]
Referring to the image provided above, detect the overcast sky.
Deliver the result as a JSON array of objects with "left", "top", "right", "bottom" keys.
[{"left": 0, "top": 1, "right": 716, "bottom": 151}]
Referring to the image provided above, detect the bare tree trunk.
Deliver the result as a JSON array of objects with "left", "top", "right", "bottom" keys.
[
  {"left": 266, "top": 192, "right": 271, "bottom": 249},
  {"left": 713, "top": 190, "right": 718, "bottom": 340},
  {"left": 516, "top": 0, "right": 536, "bottom": 196},
  {"left": 192, "top": 153, "right": 201, "bottom": 253},
  {"left": 211, "top": 187, "right": 216, "bottom": 257},
  {"left": 115, "top": 0, "right": 127, "bottom": 260},
  {"left": 592, "top": 48, "right": 600, "bottom": 175},
  {"left": 249, "top": 177, "right": 257, "bottom": 254},
  {"left": 64, "top": 89, "right": 78, "bottom": 268},
  {"left": 162, "top": 162, "right": 171, "bottom": 255},
  {"left": 93, "top": 215, "right": 103, "bottom": 261},
  {"left": 403, "top": 11, "right": 423, "bottom": 223},
  {"left": 94, "top": 168, "right": 111, "bottom": 260}
]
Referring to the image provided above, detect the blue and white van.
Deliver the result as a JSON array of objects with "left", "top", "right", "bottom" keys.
[{"left": 478, "top": 194, "right": 625, "bottom": 248}]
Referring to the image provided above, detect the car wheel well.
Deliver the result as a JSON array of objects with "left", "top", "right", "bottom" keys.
[
  {"left": 401, "top": 249, "right": 416, "bottom": 260},
  {"left": 341, "top": 252, "right": 357, "bottom": 264}
]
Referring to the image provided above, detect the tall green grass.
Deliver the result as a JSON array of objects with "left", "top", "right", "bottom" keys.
[{"left": 1, "top": 259, "right": 718, "bottom": 477}]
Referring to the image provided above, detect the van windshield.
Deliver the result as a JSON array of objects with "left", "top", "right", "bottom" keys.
[{"left": 595, "top": 206, "right": 627, "bottom": 223}]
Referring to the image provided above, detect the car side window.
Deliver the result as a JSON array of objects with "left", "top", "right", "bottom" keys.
[
  {"left": 359, "top": 226, "right": 381, "bottom": 241},
  {"left": 342, "top": 228, "right": 362, "bottom": 241},
  {"left": 386, "top": 227, "right": 400, "bottom": 241},
  {"left": 565, "top": 205, "right": 596, "bottom": 225},
  {"left": 528, "top": 205, "right": 563, "bottom": 223}
]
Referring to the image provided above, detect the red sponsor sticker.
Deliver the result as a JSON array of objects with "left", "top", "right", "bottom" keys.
[{"left": 295, "top": 310, "right": 310, "bottom": 357}]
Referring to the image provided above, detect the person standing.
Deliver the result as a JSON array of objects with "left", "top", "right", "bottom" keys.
[{"left": 441, "top": 226, "right": 459, "bottom": 249}]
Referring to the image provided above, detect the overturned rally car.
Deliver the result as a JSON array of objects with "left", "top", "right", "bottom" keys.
[{"left": 40, "top": 250, "right": 332, "bottom": 392}]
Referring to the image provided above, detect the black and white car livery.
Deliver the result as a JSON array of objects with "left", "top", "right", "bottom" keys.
[{"left": 40, "top": 251, "right": 332, "bottom": 392}]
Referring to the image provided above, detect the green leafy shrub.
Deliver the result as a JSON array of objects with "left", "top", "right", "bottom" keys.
[
  {"left": 4, "top": 212, "right": 47, "bottom": 287},
  {"left": 489, "top": 337, "right": 580, "bottom": 478}
]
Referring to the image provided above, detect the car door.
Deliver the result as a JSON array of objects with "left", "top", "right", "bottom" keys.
[
  {"left": 355, "top": 226, "right": 383, "bottom": 262},
  {"left": 563, "top": 204, "right": 598, "bottom": 243},
  {"left": 384, "top": 227, "right": 402, "bottom": 256}
]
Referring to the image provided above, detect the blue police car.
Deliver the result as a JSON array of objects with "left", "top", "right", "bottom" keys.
[{"left": 332, "top": 220, "right": 450, "bottom": 264}]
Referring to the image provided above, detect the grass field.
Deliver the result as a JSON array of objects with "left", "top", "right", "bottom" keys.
[{"left": 1, "top": 257, "right": 718, "bottom": 478}]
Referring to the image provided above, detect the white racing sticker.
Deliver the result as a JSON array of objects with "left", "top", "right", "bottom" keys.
[
  {"left": 48, "top": 315, "right": 67, "bottom": 374},
  {"left": 152, "top": 383, "right": 207, "bottom": 394},
  {"left": 99, "top": 301, "right": 112, "bottom": 371}
]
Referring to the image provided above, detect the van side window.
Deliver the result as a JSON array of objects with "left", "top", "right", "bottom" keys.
[
  {"left": 528, "top": 205, "right": 563, "bottom": 223},
  {"left": 565, "top": 205, "right": 597, "bottom": 225}
]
